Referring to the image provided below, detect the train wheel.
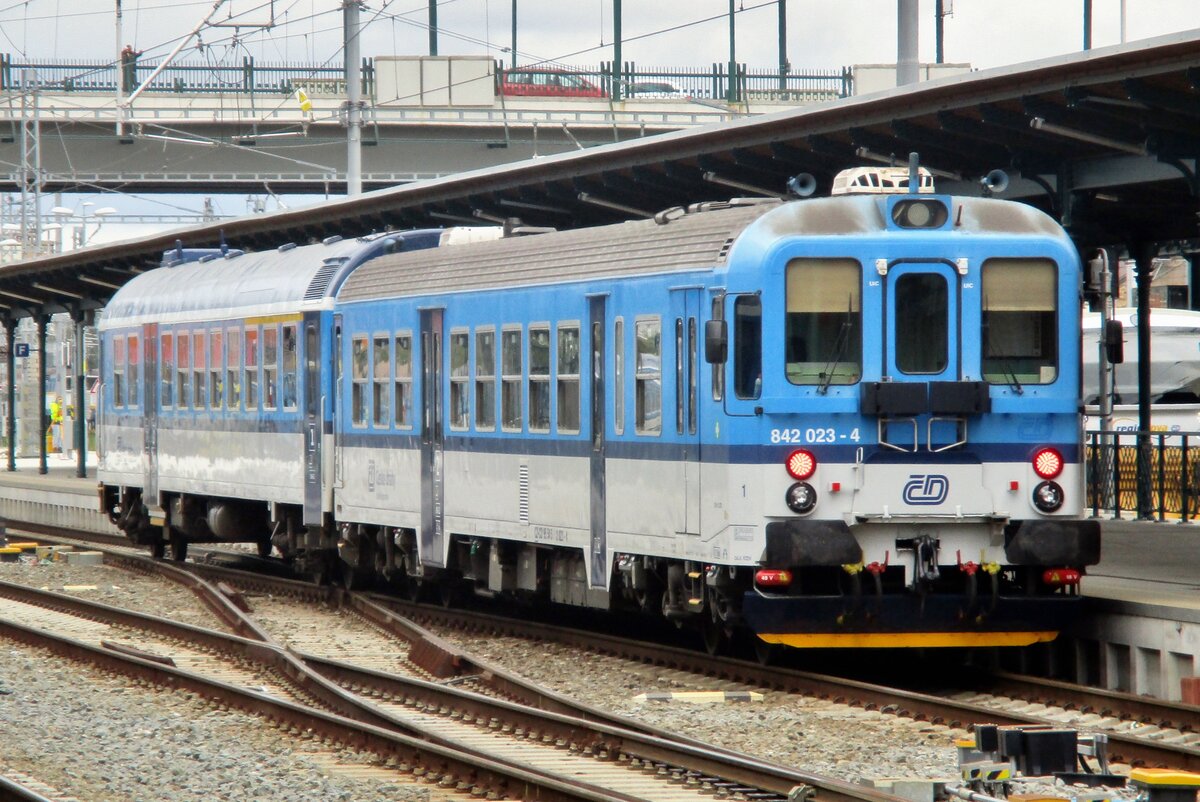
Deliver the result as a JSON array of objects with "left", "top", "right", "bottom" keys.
[
  {"left": 169, "top": 537, "right": 188, "bottom": 562},
  {"left": 149, "top": 539, "right": 165, "bottom": 560},
  {"left": 403, "top": 576, "right": 426, "bottom": 602},
  {"left": 340, "top": 561, "right": 371, "bottom": 591},
  {"left": 440, "top": 578, "right": 465, "bottom": 609},
  {"left": 701, "top": 616, "right": 731, "bottom": 657},
  {"left": 257, "top": 538, "right": 273, "bottom": 559},
  {"left": 753, "top": 638, "right": 780, "bottom": 666}
]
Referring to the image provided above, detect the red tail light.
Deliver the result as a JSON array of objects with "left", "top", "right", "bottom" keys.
[
  {"left": 1033, "top": 447, "right": 1064, "bottom": 479},
  {"left": 755, "top": 569, "right": 793, "bottom": 587},
  {"left": 785, "top": 449, "right": 816, "bottom": 480}
]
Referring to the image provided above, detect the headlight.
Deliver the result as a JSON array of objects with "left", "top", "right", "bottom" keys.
[
  {"left": 785, "top": 482, "right": 817, "bottom": 514},
  {"left": 891, "top": 199, "right": 948, "bottom": 228},
  {"left": 1032, "top": 481, "right": 1064, "bottom": 513}
]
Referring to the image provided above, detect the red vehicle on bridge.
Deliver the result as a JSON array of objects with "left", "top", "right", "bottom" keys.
[{"left": 499, "top": 68, "right": 605, "bottom": 98}]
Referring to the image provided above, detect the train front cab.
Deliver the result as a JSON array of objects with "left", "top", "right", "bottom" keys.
[{"left": 723, "top": 187, "right": 1100, "bottom": 648}]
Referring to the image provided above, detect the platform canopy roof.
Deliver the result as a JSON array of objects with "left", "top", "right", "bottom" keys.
[{"left": 4, "top": 28, "right": 1200, "bottom": 321}]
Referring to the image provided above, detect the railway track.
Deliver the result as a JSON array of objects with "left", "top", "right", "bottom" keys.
[
  {"left": 0, "top": 531, "right": 910, "bottom": 802},
  {"left": 18, "top": 525, "right": 1200, "bottom": 774}
]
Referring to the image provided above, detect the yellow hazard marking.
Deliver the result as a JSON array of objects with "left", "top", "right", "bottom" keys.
[
  {"left": 1129, "top": 769, "right": 1200, "bottom": 787},
  {"left": 758, "top": 631, "right": 1059, "bottom": 649}
]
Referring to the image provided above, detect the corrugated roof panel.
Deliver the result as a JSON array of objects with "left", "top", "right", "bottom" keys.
[{"left": 339, "top": 203, "right": 776, "bottom": 302}]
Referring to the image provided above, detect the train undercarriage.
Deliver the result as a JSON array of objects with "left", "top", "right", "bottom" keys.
[{"left": 101, "top": 484, "right": 1088, "bottom": 655}]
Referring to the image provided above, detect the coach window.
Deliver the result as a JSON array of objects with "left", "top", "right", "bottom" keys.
[
  {"left": 449, "top": 330, "right": 470, "bottom": 431},
  {"left": 351, "top": 334, "right": 368, "bottom": 427},
  {"left": 263, "top": 326, "right": 278, "bottom": 411},
  {"left": 557, "top": 324, "right": 580, "bottom": 434},
  {"left": 733, "top": 297, "right": 761, "bottom": 400},
  {"left": 501, "top": 327, "right": 523, "bottom": 431},
  {"left": 193, "top": 332, "right": 207, "bottom": 410},
  {"left": 635, "top": 317, "right": 661, "bottom": 435},
  {"left": 394, "top": 333, "right": 413, "bottom": 428},
  {"left": 177, "top": 332, "right": 191, "bottom": 409},
  {"left": 475, "top": 328, "right": 496, "bottom": 431},
  {"left": 127, "top": 335, "right": 140, "bottom": 407},
  {"left": 112, "top": 336, "right": 126, "bottom": 408},
  {"left": 281, "top": 324, "right": 298, "bottom": 411},
  {"left": 373, "top": 334, "right": 391, "bottom": 427},
  {"left": 529, "top": 325, "right": 551, "bottom": 432},
  {"left": 785, "top": 259, "right": 862, "bottom": 386},
  {"left": 982, "top": 258, "right": 1058, "bottom": 385},
  {"left": 210, "top": 331, "right": 223, "bottom": 409},
  {"left": 226, "top": 329, "right": 241, "bottom": 409},
  {"left": 688, "top": 317, "right": 698, "bottom": 435},
  {"left": 674, "top": 318, "right": 684, "bottom": 434},
  {"left": 613, "top": 318, "right": 625, "bottom": 435},
  {"left": 161, "top": 332, "right": 175, "bottom": 408},
  {"left": 245, "top": 328, "right": 260, "bottom": 409}
]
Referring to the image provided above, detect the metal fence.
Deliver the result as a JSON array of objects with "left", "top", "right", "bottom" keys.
[
  {"left": 0, "top": 55, "right": 358, "bottom": 96},
  {"left": 0, "top": 54, "right": 851, "bottom": 103},
  {"left": 1086, "top": 430, "right": 1200, "bottom": 521},
  {"left": 597, "top": 61, "right": 852, "bottom": 102}
]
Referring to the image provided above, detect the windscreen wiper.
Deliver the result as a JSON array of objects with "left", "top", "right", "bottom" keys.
[{"left": 818, "top": 298, "right": 854, "bottom": 396}]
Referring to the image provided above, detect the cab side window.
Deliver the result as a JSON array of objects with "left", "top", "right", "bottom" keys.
[{"left": 733, "top": 297, "right": 762, "bottom": 400}]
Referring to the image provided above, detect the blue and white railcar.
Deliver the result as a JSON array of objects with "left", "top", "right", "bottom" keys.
[
  {"left": 98, "top": 231, "right": 446, "bottom": 559},
  {"left": 329, "top": 168, "right": 1099, "bottom": 650}
]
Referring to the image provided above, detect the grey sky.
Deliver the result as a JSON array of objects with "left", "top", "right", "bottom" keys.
[{"left": 4, "top": 1, "right": 1199, "bottom": 72}]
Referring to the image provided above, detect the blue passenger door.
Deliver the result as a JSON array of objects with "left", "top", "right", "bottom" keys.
[
  {"left": 885, "top": 263, "right": 960, "bottom": 383},
  {"left": 302, "top": 314, "right": 323, "bottom": 525},
  {"left": 588, "top": 296, "right": 607, "bottom": 588},
  {"left": 670, "top": 287, "right": 702, "bottom": 535},
  {"left": 420, "top": 309, "right": 446, "bottom": 568}
]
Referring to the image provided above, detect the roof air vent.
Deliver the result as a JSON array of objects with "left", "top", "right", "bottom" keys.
[
  {"left": 278, "top": 242, "right": 298, "bottom": 252},
  {"left": 322, "top": 235, "right": 343, "bottom": 245}
]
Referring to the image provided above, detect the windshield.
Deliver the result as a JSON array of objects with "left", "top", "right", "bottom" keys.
[
  {"left": 981, "top": 258, "right": 1058, "bottom": 386},
  {"left": 785, "top": 258, "right": 862, "bottom": 386}
]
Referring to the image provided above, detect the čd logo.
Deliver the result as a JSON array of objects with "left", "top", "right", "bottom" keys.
[{"left": 903, "top": 474, "right": 949, "bottom": 505}]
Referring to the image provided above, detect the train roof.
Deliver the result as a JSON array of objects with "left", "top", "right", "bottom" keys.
[
  {"left": 100, "top": 232, "right": 426, "bottom": 328},
  {"left": 337, "top": 195, "right": 1071, "bottom": 304},
  {"left": 338, "top": 200, "right": 779, "bottom": 303}
]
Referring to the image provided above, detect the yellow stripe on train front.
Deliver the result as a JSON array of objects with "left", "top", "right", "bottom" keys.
[{"left": 757, "top": 631, "right": 1059, "bottom": 649}]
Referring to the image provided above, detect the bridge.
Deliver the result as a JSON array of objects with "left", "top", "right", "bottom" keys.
[{"left": 0, "top": 54, "right": 859, "bottom": 194}]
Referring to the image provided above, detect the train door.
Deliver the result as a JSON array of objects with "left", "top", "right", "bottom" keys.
[
  {"left": 588, "top": 296, "right": 607, "bottom": 588},
  {"left": 302, "top": 313, "right": 323, "bottom": 525},
  {"left": 885, "top": 263, "right": 960, "bottom": 382},
  {"left": 332, "top": 315, "right": 345, "bottom": 488},
  {"left": 420, "top": 309, "right": 446, "bottom": 567},
  {"left": 142, "top": 322, "right": 158, "bottom": 503},
  {"left": 883, "top": 262, "right": 960, "bottom": 449},
  {"left": 670, "top": 287, "right": 702, "bottom": 535}
]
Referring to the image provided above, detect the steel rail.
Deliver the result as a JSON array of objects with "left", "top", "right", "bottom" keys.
[
  {"left": 0, "top": 546, "right": 908, "bottom": 802},
  {"left": 27, "top": 527, "right": 1200, "bottom": 771},
  {"left": 0, "top": 615, "right": 635, "bottom": 802}
]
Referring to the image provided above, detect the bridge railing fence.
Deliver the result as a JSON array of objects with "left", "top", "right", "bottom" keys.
[
  {"left": 596, "top": 61, "right": 851, "bottom": 102},
  {"left": 0, "top": 54, "right": 848, "bottom": 104},
  {"left": 0, "top": 55, "right": 362, "bottom": 96},
  {"left": 1086, "top": 429, "right": 1200, "bottom": 522}
]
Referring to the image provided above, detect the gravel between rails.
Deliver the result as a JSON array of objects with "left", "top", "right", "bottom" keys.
[
  {"left": 0, "top": 562, "right": 451, "bottom": 802},
  {"left": 0, "top": 559, "right": 1137, "bottom": 801}
]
